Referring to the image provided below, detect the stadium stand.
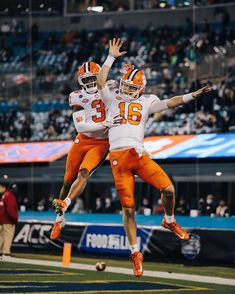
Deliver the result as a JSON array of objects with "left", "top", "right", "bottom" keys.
[{"left": 0, "top": 13, "right": 234, "bottom": 142}]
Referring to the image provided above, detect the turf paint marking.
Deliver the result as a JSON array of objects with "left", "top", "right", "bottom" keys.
[
  {"left": 2, "top": 257, "right": 235, "bottom": 286},
  {"left": 0, "top": 281, "right": 209, "bottom": 293}
]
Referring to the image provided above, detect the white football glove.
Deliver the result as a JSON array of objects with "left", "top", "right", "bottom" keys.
[{"left": 103, "top": 113, "right": 123, "bottom": 128}]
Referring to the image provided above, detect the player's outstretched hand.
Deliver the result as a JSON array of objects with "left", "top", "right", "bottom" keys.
[
  {"left": 192, "top": 86, "right": 211, "bottom": 98},
  {"left": 109, "top": 38, "right": 127, "bottom": 59},
  {"left": 104, "top": 114, "right": 124, "bottom": 128}
]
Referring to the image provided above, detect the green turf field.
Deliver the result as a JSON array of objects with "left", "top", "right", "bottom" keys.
[{"left": 0, "top": 253, "right": 235, "bottom": 294}]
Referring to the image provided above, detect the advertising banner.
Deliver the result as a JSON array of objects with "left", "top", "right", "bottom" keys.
[
  {"left": 13, "top": 221, "right": 235, "bottom": 264},
  {"left": 0, "top": 141, "right": 72, "bottom": 164},
  {"left": 79, "top": 225, "right": 152, "bottom": 255},
  {"left": 1, "top": 133, "right": 235, "bottom": 164}
]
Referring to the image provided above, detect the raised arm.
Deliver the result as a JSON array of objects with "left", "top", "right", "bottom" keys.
[
  {"left": 167, "top": 86, "right": 211, "bottom": 108},
  {"left": 97, "top": 38, "right": 126, "bottom": 90},
  {"left": 150, "top": 86, "right": 211, "bottom": 114}
]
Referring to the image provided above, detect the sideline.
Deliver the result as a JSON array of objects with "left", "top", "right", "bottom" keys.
[{"left": 2, "top": 257, "right": 235, "bottom": 286}]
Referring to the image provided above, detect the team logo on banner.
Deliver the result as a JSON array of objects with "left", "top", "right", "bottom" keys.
[
  {"left": 78, "top": 225, "right": 152, "bottom": 255},
  {"left": 181, "top": 234, "right": 201, "bottom": 260}
]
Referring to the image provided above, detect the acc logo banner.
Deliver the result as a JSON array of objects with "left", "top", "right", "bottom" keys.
[
  {"left": 79, "top": 225, "right": 151, "bottom": 255},
  {"left": 14, "top": 223, "right": 52, "bottom": 245}
]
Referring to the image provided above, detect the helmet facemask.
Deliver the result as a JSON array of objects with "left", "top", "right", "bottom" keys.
[
  {"left": 119, "top": 80, "right": 144, "bottom": 102},
  {"left": 78, "top": 74, "right": 98, "bottom": 94}
]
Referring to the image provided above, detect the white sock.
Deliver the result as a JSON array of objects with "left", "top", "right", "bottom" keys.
[
  {"left": 130, "top": 244, "right": 139, "bottom": 254},
  {"left": 165, "top": 214, "right": 175, "bottom": 223},
  {"left": 56, "top": 214, "right": 64, "bottom": 222},
  {"left": 64, "top": 197, "right": 71, "bottom": 207}
]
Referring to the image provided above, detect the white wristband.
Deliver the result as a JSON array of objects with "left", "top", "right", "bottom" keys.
[
  {"left": 65, "top": 197, "right": 71, "bottom": 207},
  {"left": 104, "top": 55, "right": 116, "bottom": 68},
  {"left": 182, "top": 93, "right": 194, "bottom": 103}
]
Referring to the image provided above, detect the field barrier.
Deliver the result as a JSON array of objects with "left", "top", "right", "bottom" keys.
[{"left": 13, "top": 217, "right": 235, "bottom": 265}]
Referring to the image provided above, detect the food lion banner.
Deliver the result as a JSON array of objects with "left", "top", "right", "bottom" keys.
[
  {"left": 79, "top": 225, "right": 152, "bottom": 255},
  {"left": 13, "top": 221, "right": 235, "bottom": 264}
]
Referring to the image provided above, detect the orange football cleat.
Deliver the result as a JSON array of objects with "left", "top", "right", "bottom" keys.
[
  {"left": 162, "top": 218, "right": 190, "bottom": 240},
  {"left": 52, "top": 199, "right": 67, "bottom": 215},
  {"left": 50, "top": 221, "right": 63, "bottom": 240},
  {"left": 131, "top": 251, "right": 144, "bottom": 277}
]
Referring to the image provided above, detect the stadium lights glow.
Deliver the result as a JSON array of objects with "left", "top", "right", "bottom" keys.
[
  {"left": 48, "top": 7, "right": 52, "bottom": 11},
  {"left": 215, "top": 171, "right": 222, "bottom": 176},
  {"left": 87, "top": 6, "right": 103, "bottom": 13},
  {"left": 159, "top": 3, "right": 166, "bottom": 8},
  {"left": 3, "top": 174, "right": 8, "bottom": 179},
  {"left": 17, "top": 4, "right": 22, "bottom": 8},
  {"left": 40, "top": 4, "right": 45, "bottom": 8}
]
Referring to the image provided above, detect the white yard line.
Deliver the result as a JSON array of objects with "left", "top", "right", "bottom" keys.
[{"left": 2, "top": 257, "right": 235, "bottom": 287}]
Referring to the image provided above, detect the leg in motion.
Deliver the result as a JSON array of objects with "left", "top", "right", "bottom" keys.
[
  {"left": 122, "top": 207, "right": 144, "bottom": 277},
  {"left": 52, "top": 169, "right": 89, "bottom": 215},
  {"left": 161, "top": 185, "right": 189, "bottom": 240},
  {"left": 136, "top": 154, "right": 189, "bottom": 241},
  {"left": 50, "top": 171, "right": 89, "bottom": 240}
]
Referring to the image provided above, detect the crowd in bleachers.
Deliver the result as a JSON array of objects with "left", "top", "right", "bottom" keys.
[{"left": 0, "top": 10, "right": 235, "bottom": 142}]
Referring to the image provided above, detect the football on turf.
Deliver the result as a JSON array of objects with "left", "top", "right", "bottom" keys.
[{"left": 95, "top": 262, "right": 106, "bottom": 271}]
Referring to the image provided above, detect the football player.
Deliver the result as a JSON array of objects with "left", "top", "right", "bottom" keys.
[
  {"left": 50, "top": 61, "right": 115, "bottom": 240},
  {"left": 96, "top": 38, "right": 211, "bottom": 277}
]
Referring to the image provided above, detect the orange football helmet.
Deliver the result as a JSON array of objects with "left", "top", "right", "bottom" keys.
[
  {"left": 78, "top": 61, "right": 101, "bottom": 94},
  {"left": 119, "top": 68, "right": 147, "bottom": 101}
]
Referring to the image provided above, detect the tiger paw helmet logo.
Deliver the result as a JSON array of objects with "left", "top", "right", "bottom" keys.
[{"left": 112, "top": 160, "right": 118, "bottom": 166}]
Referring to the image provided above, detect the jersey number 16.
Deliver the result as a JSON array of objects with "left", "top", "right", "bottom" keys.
[{"left": 118, "top": 102, "right": 142, "bottom": 125}]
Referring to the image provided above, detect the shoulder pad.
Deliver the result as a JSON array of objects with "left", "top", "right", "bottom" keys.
[{"left": 70, "top": 90, "right": 84, "bottom": 99}]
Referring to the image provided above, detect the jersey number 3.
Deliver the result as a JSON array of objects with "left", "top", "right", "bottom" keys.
[
  {"left": 119, "top": 102, "right": 142, "bottom": 125},
  {"left": 91, "top": 100, "right": 106, "bottom": 122}
]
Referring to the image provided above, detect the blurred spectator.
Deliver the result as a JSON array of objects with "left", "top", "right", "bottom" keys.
[
  {"left": 71, "top": 198, "right": 85, "bottom": 213},
  {"left": 20, "top": 197, "right": 29, "bottom": 212},
  {"left": 37, "top": 198, "right": 46, "bottom": 211},
  {"left": 103, "top": 17, "right": 113, "bottom": 30},
  {"left": 203, "top": 194, "right": 217, "bottom": 216},
  {"left": 0, "top": 16, "right": 235, "bottom": 142},
  {"left": 92, "top": 197, "right": 104, "bottom": 213},
  {"left": 138, "top": 197, "right": 152, "bottom": 215},
  {"left": 175, "top": 197, "right": 189, "bottom": 216},
  {"left": 216, "top": 200, "right": 229, "bottom": 217},
  {"left": 31, "top": 23, "right": 39, "bottom": 42},
  {"left": 153, "top": 198, "right": 164, "bottom": 215},
  {"left": 101, "top": 197, "right": 115, "bottom": 213},
  {"left": 198, "top": 197, "right": 206, "bottom": 216},
  {"left": 1, "top": 22, "right": 11, "bottom": 35},
  {"left": 0, "top": 182, "right": 18, "bottom": 259}
]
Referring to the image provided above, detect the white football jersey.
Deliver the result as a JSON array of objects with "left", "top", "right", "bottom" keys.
[
  {"left": 101, "top": 85, "right": 166, "bottom": 151},
  {"left": 69, "top": 89, "right": 108, "bottom": 139}
]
